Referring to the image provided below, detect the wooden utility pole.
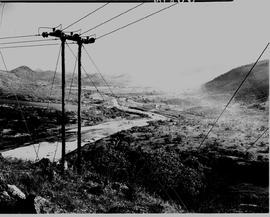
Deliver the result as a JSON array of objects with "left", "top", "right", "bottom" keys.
[
  {"left": 67, "top": 35, "right": 95, "bottom": 174},
  {"left": 77, "top": 41, "right": 82, "bottom": 174},
  {"left": 42, "top": 29, "right": 95, "bottom": 174},
  {"left": 60, "top": 37, "right": 66, "bottom": 174},
  {"left": 42, "top": 29, "right": 67, "bottom": 173}
]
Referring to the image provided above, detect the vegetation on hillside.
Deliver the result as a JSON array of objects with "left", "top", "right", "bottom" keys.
[
  {"left": 0, "top": 156, "right": 181, "bottom": 213},
  {"left": 204, "top": 60, "right": 269, "bottom": 102}
]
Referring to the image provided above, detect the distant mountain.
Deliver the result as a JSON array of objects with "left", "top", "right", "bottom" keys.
[
  {"left": 0, "top": 65, "right": 131, "bottom": 101},
  {"left": 204, "top": 60, "right": 269, "bottom": 102},
  {"left": 104, "top": 73, "right": 132, "bottom": 87},
  {"left": 9, "top": 66, "right": 131, "bottom": 86},
  {"left": 11, "top": 66, "right": 59, "bottom": 84},
  {"left": 0, "top": 67, "right": 43, "bottom": 101},
  {"left": 11, "top": 66, "right": 36, "bottom": 80}
]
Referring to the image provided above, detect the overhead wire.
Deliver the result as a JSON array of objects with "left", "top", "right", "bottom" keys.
[
  {"left": 0, "top": 34, "right": 40, "bottom": 40},
  {"left": 246, "top": 127, "right": 269, "bottom": 152},
  {"left": 67, "top": 53, "right": 78, "bottom": 101},
  {"left": 0, "top": 50, "right": 40, "bottom": 160},
  {"left": 96, "top": 2, "right": 178, "bottom": 40},
  {"left": 82, "top": 46, "right": 117, "bottom": 99},
  {"left": 62, "top": 3, "right": 110, "bottom": 31},
  {"left": 66, "top": 43, "right": 105, "bottom": 101},
  {"left": 198, "top": 43, "right": 270, "bottom": 148},
  {"left": 81, "top": 3, "right": 144, "bottom": 35},
  {"left": 0, "top": 3, "right": 5, "bottom": 29},
  {"left": 53, "top": 51, "right": 79, "bottom": 162},
  {"left": 46, "top": 45, "right": 61, "bottom": 110},
  {"left": 252, "top": 127, "right": 269, "bottom": 145},
  {"left": 0, "top": 42, "right": 75, "bottom": 50},
  {"left": 45, "top": 45, "right": 62, "bottom": 162},
  {"left": 0, "top": 38, "right": 58, "bottom": 45}
]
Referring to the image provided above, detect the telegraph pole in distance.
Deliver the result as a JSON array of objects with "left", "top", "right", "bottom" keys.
[{"left": 42, "top": 29, "right": 67, "bottom": 174}]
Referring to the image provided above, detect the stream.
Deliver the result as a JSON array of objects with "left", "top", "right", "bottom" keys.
[{"left": 1, "top": 100, "right": 166, "bottom": 162}]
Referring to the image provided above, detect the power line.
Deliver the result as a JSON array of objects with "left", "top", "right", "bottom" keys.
[
  {"left": 81, "top": 3, "right": 144, "bottom": 35},
  {"left": 0, "top": 42, "right": 75, "bottom": 50},
  {"left": 46, "top": 45, "right": 61, "bottom": 110},
  {"left": 256, "top": 95, "right": 269, "bottom": 101},
  {"left": 0, "top": 43, "right": 59, "bottom": 49},
  {"left": 66, "top": 43, "right": 105, "bottom": 101},
  {"left": 0, "top": 34, "right": 40, "bottom": 40},
  {"left": 83, "top": 70, "right": 106, "bottom": 101},
  {"left": 0, "top": 50, "right": 40, "bottom": 160},
  {"left": 68, "top": 53, "right": 78, "bottom": 101},
  {"left": 0, "top": 3, "right": 5, "bottom": 29},
  {"left": 198, "top": 43, "right": 270, "bottom": 148},
  {"left": 62, "top": 3, "right": 110, "bottom": 31},
  {"left": 41, "top": 45, "right": 61, "bottom": 163},
  {"left": 246, "top": 127, "right": 269, "bottom": 151},
  {"left": 82, "top": 46, "right": 116, "bottom": 98},
  {"left": 0, "top": 3, "right": 5, "bottom": 143},
  {"left": 96, "top": 2, "right": 178, "bottom": 40},
  {"left": 0, "top": 38, "right": 58, "bottom": 45}
]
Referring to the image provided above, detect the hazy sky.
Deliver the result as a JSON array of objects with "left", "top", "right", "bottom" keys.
[{"left": 0, "top": 0, "right": 269, "bottom": 92}]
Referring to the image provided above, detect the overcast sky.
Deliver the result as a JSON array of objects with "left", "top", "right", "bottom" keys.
[{"left": 0, "top": 0, "right": 269, "bottom": 92}]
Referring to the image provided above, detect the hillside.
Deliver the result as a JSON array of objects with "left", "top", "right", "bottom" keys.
[
  {"left": 0, "top": 66, "right": 131, "bottom": 101},
  {"left": 0, "top": 68, "right": 42, "bottom": 101},
  {"left": 204, "top": 60, "right": 269, "bottom": 102},
  {"left": 17, "top": 66, "right": 131, "bottom": 87}
]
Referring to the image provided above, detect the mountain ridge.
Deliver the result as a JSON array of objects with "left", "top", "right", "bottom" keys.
[
  {"left": 203, "top": 59, "right": 269, "bottom": 102},
  {"left": 7, "top": 65, "right": 131, "bottom": 87}
]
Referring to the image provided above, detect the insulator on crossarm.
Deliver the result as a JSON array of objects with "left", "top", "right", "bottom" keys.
[
  {"left": 41, "top": 32, "right": 49, "bottom": 38},
  {"left": 89, "top": 37, "right": 95, "bottom": 44},
  {"left": 73, "top": 34, "right": 80, "bottom": 40}
]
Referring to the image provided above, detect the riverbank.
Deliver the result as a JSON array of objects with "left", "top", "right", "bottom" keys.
[{"left": 0, "top": 98, "right": 166, "bottom": 161}]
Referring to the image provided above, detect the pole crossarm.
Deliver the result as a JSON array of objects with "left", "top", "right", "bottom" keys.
[{"left": 42, "top": 28, "right": 95, "bottom": 44}]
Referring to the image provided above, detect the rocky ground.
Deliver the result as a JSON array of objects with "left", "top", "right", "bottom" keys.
[{"left": 0, "top": 157, "right": 181, "bottom": 213}]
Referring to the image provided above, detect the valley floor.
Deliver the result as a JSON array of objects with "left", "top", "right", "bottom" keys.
[{"left": 0, "top": 90, "right": 269, "bottom": 213}]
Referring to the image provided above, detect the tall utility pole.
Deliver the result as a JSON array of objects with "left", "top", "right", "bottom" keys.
[
  {"left": 66, "top": 34, "right": 95, "bottom": 174},
  {"left": 42, "top": 29, "right": 66, "bottom": 173},
  {"left": 42, "top": 29, "right": 95, "bottom": 174},
  {"left": 77, "top": 41, "right": 82, "bottom": 174},
  {"left": 61, "top": 36, "right": 66, "bottom": 174}
]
